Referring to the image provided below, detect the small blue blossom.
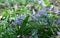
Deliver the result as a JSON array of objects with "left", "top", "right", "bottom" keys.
[
  {"left": 57, "top": 32, "right": 60, "bottom": 36},
  {"left": 33, "top": 15, "right": 38, "bottom": 21},
  {"left": 57, "top": 19, "right": 60, "bottom": 25},
  {"left": 42, "top": 19, "right": 48, "bottom": 25},
  {"left": 38, "top": 0, "right": 46, "bottom": 7},
  {"left": 15, "top": 19, "right": 23, "bottom": 25},
  {"left": 58, "top": 12, "right": 60, "bottom": 15},
  {"left": 50, "top": 8, "right": 57, "bottom": 14},
  {"left": 12, "top": 22, "right": 17, "bottom": 26},
  {"left": 42, "top": 22, "right": 48, "bottom": 25},
  {"left": 38, "top": 8, "right": 47, "bottom": 16},
  {"left": 19, "top": 14, "right": 26, "bottom": 20},
  {"left": 12, "top": 19, "right": 23, "bottom": 26}
]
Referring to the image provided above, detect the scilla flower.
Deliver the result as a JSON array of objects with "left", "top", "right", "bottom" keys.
[
  {"left": 57, "top": 32, "right": 60, "bottom": 36},
  {"left": 12, "top": 19, "right": 23, "bottom": 26},
  {"left": 38, "top": 8, "right": 47, "bottom": 16},
  {"left": 19, "top": 14, "right": 26, "bottom": 20},
  {"left": 38, "top": 0, "right": 46, "bottom": 7}
]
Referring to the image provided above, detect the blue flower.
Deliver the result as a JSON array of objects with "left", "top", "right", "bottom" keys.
[
  {"left": 38, "top": 8, "right": 47, "bottom": 16},
  {"left": 19, "top": 14, "right": 26, "bottom": 20},
  {"left": 57, "top": 19, "right": 60, "bottom": 25},
  {"left": 58, "top": 12, "right": 60, "bottom": 15},
  {"left": 57, "top": 32, "right": 60, "bottom": 36},
  {"left": 12, "top": 19, "right": 23, "bottom": 26},
  {"left": 38, "top": 0, "right": 46, "bottom": 7},
  {"left": 33, "top": 15, "right": 38, "bottom": 21},
  {"left": 12, "top": 22, "right": 17, "bottom": 26},
  {"left": 42, "top": 22, "right": 48, "bottom": 25},
  {"left": 42, "top": 19, "right": 48, "bottom": 25},
  {"left": 15, "top": 19, "right": 23, "bottom": 25},
  {"left": 50, "top": 7, "right": 58, "bottom": 14}
]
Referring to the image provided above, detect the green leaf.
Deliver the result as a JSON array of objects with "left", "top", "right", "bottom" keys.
[{"left": 44, "top": 0, "right": 50, "bottom": 6}]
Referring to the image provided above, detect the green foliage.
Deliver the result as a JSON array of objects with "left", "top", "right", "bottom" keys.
[
  {"left": 0, "top": 0, "right": 60, "bottom": 38},
  {"left": 44, "top": 0, "right": 51, "bottom": 6}
]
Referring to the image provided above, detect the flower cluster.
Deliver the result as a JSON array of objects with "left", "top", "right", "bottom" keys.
[
  {"left": 0, "top": 0, "right": 60, "bottom": 38},
  {"left": 12, "top": 14, "right": 27, "bottom": 26}
]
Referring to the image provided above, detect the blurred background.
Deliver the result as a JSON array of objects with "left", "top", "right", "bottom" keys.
[{"left": 0, "top": 0, "right": 60, "bottom": 38}]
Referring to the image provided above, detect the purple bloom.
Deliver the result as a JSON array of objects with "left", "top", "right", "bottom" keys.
[
  {"left": 33, "top": 14, "right": 40, "bottom": 20},
  {"left": 50, "top": 8, "right": 57, "bottom": 14},
  {"left": 12, "top": 22, "right": 17, "bottom": 26},
  {"left": 57, "top": 32, "right": 60, "bottom": 36},
  {"left": 42, "top": 22, "right": 48, "bottom": 25},
  {"left": 57, "top": 19, "right": 60, "bottom": 25},
  {"left": 42, "top": 19, "right": 48, "bottom": 25},
  {"left": 58, "top": 12, "right": 60, "bottom": 15},
  {"left": 26, "top": 4, "right": 32, "bottom": 9},
  {"left": 38, "top": 0, "right": 46, "bottom": 7},
  {"left": 38, "top": 8, "right": 47, "bottom": 16},
  {"left": 33, "top": 15, "right": 38, "bottom": 21},
  {"left": 32, "top": 13, "right": 43, "bottom": 21},
  {"left": 15, "top": 19, "right": 23, "bottom": 25},
  {"left": 19, "top": 14, "right": 26, "bottom": 20},
  {"left": 12, "top": 19, "right": 23, "bottom": 26}
]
